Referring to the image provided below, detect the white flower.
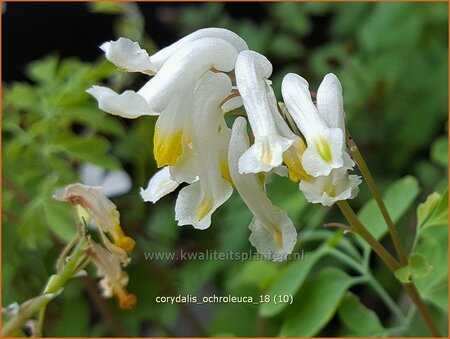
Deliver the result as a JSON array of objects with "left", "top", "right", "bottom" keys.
[
  {"left": 299, "top": 168, "right": 362, "bottom": 206},
  {"left": 174, "top": 72, "right": 233, "bottom": 230},
  {"left": 235, "top": 50, "right": 294, "bottom": 174},
  {"left": 86, "top": 242, "right": 136, "bottom": 310},
  {"left": 148, "top": 27, "right": 248, "bottom": 71},
  {"left": 56, "top": 183, "right": 135, "bottom": 255},
  {"left": 229, "top": 117, "right": 297, "bottom": 260},
  {"left": 88, "top": 37, "right": 239, "bottom": 169},
  {"left": 282, "top": 73, "right": 352, "bottom": 177},
  {"left": 100, "top": 37, "right": 157, "bottom": 75},
  {"left": 140, "top": 166, "right": 180, "bottom": 203},
  {"left": 99, "top": 28, "right": 248, "bottom": 75},
  {"left": 280, "top": 73, "right": 361, "bottom": 205}
]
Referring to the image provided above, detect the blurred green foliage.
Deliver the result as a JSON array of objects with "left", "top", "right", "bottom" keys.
[{"left": 2, "top": 2, "right": 448, "bottom": 337}]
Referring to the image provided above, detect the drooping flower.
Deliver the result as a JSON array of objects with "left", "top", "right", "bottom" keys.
[
  {"left": 235, "top": 50, "right": 294, "bottom": 174},
  {"left": 173, "top": 72, "right": 234, "bottom": 230},
  {"left": 141, "top": 72, "right": 234, "bottom": 230},
  {"left": 88, "top": 37, "right": 240, "bottom": 169},
  {"left": 281, "top": 73, "right": 351, "bottom": 177},
  {"left": 56, "top": 183, "right": 135, "bottom": 255},
  {"left": 86, "top": 242, "right": 136, "bottom": 310},
  {"left": 100, "top": 27, "right": 248, "bottom": 75},
  {"left": 299, "top": 168, "right": 361, "bottom": 206},
  {"left": 229, "top": 117, "right": 297, "bottom": 260},
  {"left": 281, "top": 73, "right": 361, "bottom": 205}
]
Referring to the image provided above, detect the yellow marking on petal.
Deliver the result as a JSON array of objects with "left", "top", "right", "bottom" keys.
[
  {"left": 220, "top": 159, "right": 233, "bottom": 184},
  {"left": 316, "top": 138, "right": 333, "bottom": 163},
  {"left": 196, "top": 194, "right": 214, "bottom": 221},
  {"left": 116, "top": 236, "right": 136, "bottom": 253},
  {"left": 271, "top": 227, "right": 283, "bottom": 249},
  {"left": 113, "top": 223, "right": 136, "bottom": 253},
  {"left": 154, "top": 128, "right": 183, "bottom": 167},
  {"left": 117, "top": 290, "right": 137, "bottom": 310},
  {"left": 283, "top": 138, "right": 311, "bottom": 182},
  {"left": 324, "top": 184, "right": 337, "bottom": 198},
  {"left": 261, "top": 143, "right": 273, "bottom": 164}
]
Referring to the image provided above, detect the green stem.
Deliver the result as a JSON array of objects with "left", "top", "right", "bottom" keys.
[
  {"left": 403, "top": 283, "right": 441, "bottom": 337},
  {"left": 346, "top": 133, "right": 408, "bottom": 266},
  {"left": 2, "top": 238, "right": 88, "bottom": 337},
  {"left": 337, "top": 201, "right": 441, "bottom": 336},
  {"left": 337, "top": 201, "right": 400, "bottom": 272},
  {"left": 36, "top": 305, "right": 47, "bottom": 337},
  {"left": 326, "top": 247, "right": 405, "bottom": 322}
]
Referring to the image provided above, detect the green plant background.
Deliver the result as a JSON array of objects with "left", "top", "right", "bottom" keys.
[{"left": 2, "top": 2, "right": 448, "bottom": 337}]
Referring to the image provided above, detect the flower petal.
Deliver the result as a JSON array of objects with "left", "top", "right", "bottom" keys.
[
  {"left": 316, "top": 73, "right": 345, "bottom": 131},
  {"left": 281, "top": 73, "right": 345, "bottom": 176},
  {"left": 221, "top": 95, "right": 243, "bottom": 113},
  {"left": 86, "top": 85, "right": 156, "bottom": 118},
  {"left": 239, "top": 134, "right": 294, "bottom": 174},
  {"left": 175, "top": 180, "right": 232, "bottom": 230},
  {"left": 249, "top": 210, "right": 298, "bottom": 261},
  {"left": 100, "top": 37, "right": 157, "bottom": 75},
  {"left": 299, "top": 168, "right": 362, "bottom": 206},
  {"left": 138, "top": 38, "right": 238, "bottom": 113},
  {"left": 229, "top": 117, "right": 297, "bottom": 260},
  {"left": 235, "top": 51, "right": 293, "bottom": 173},
  {"left": 140, "top": 167, "right": 179, "bottom": 203},
  {"left": 150, "top": 27, "right": 248, "bottom": 70}
]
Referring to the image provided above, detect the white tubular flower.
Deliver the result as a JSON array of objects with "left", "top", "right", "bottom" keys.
[
  {"left": 100, "top": 37, "right": 157, "bottom": 75},
  {"left": 140, "top": 167, "right": 180, "bottom": 203},
  {"left": 229, "top": 117, "right": 297, "bottom": 261},
  {"left": 174, "top": 72, "right": 233, "bottom": 230},
  {"left": 316, "top": 73, "right": 355, "bottom": 168},
  {"left": 56, "top": 183, "right": 135, "bottom": 254},
  {"left": 86, "top": 242, "right": 136, "bottom": 310},
  {"left": 299, "top": 168, "right": 362, "bottom": 206},
  {"left": 86, "top": 86, "right": 156, "bottom": 119},
  {"left": 282, "top": 73, "right": 347, "bottom": 177},
  {"left": 235, "top": 50, "right": 294, "bottom": 174},
  {"left": 149, "top": 27, "right": 248, "bottom": 71},
  {"left": 88, "top": 38, "right": 238, "bottom": 169}
]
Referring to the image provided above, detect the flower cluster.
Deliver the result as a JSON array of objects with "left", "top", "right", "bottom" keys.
[
  {"left": 56, "top": 183, "right": 136, "bottom": 309},
  {"left": 88, "top": 28, "right": 361, "bottom": 261}
]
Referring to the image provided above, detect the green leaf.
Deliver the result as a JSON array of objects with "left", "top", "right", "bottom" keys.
[
  {"left": 209, "top": 302, "right": 257, "bottom": 337},
  {"left": 431, "top": 136, "right": 448, "bottom": 167},
  {"left": 395, "top": 252, "right": 433, "bottom": 283},
  {"left": 357, "top": 176, "right": 420, "bottom": 245},
  {"left": 53, "top": 135, "right": 121, "bottom": 170},
  {"left": 26, "top": 55, "right": 59, "bottom": 85},
  {"left": 62, "top": 106, "right": 125, "bottom": 136},
  {"left": 260, "top": 247, "right": 326, "bottom": 317},
  {"left": 229, "top": 260, "right": 280, "bottom": 291},
  {"left": 409, "top": 252, "right": 433, "bottom": 278},
  {"left": 4, "top": 83, "right": 40, "bottom": 111},
  {"left": 280, "top": 268, "right": 355, "bottom": 337},
  {"left": 418, "top": 192, "right": 442, "bottom": 227},
  {"left": 414, "top": 227, "right": 448, "bottom": 312},
  {"left": 43, "top": 198, "right": 76, "bottom": 242},
  {"left": 395, "top": 265, "right": 412, "bottom": 283},
  {"left": 18, "top": 199, "right": 51, "bottom": 249},
  {"left": 338, "top": 293, "right": 386, "bottom": 336},
  {"left": 418, "top": 188, "right": 448, "bottom": 232}
]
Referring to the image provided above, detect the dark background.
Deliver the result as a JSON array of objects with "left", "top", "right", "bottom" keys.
[{"left": 3, "top": 2, "right": 273, "bottom": 82}]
